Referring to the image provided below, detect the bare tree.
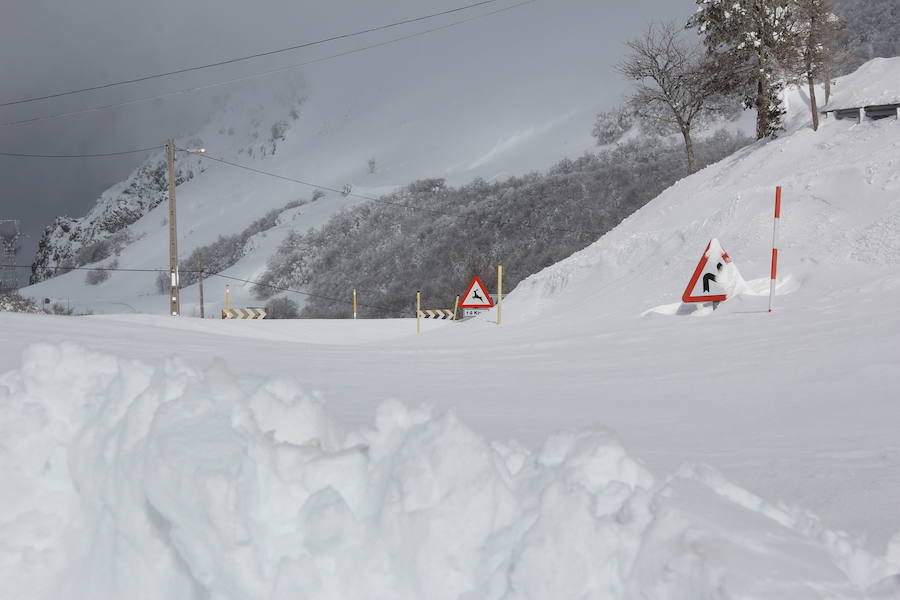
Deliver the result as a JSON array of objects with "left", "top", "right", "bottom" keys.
[
  {"left": 791, "top": 0, "right": 849, "bottom": 129},
  {"left": 618, "top": 23, "right": 736, "bottom": 174}
]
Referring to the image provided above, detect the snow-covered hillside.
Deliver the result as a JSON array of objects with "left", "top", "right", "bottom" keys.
[
  {"left": 3, "top": 59, "right": 900, "bottom": 599},
  {"left": 23, "top": 59, "right": 603, "bottom": 314},
  {"left": 509, "top": 59, "right": 900, "bottom": 322}
]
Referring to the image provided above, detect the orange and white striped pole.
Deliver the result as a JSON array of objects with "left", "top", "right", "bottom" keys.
[{"left": 768, "top": 186, "right": 782, "bottom": 313}]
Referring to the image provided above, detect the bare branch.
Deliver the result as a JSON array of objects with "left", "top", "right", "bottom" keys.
[{"left": 617, "top": 21, "right": 739, "bottom": 174}]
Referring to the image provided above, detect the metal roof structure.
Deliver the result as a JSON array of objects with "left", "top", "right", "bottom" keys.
[{"left": 822, "top": 103, "right": 900, "bottom": 122}]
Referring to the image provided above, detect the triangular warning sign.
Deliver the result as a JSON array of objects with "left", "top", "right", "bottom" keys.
[
  {"left": 460, "top": 276, "right": 494, "bottom": 308},
  {"left": 682, "top": 239, "right": 733, "bottom": 303}
]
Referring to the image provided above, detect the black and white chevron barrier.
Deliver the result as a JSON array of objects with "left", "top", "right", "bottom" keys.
[
  {"left": 418, "top": 308, "right": 455, "bottom": 320},
  {"left": 221, "top": 307, "right": 268, "bottom": 319}
]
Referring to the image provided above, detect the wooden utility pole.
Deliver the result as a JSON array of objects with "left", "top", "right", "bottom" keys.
[
  {"left": 416, "top": 290, "right": 421, "bottom": 334},
  {"left": 166, "top": 138, "right": 180, "bottom": 316},
  {"left": 497, "top": 264, "right": 503, "bottom": 325},
  {"left": 197, "top": 253, "right": 205, "bottom": 319}
]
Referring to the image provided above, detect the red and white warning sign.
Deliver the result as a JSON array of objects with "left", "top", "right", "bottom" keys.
[
  {"left": 682, "top": 239, "right": 735, "bottom": 303},
  {"left": 460, "top": 276, "right": 494, "bottom": 308}
]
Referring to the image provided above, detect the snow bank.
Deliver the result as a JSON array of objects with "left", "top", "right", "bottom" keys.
[
  {"left": 2, "top": 344, "right": 898, "bottom": 599},
  {"left": 825, "top": 57, "right": 900, "bottom": 110},
  {"left": 506, "top": 58, "right": 900, "bottom": 323}
]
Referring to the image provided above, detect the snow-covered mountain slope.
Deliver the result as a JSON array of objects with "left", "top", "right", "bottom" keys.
[
  {"left": 22, "top": 70, "right": 600, "bottom": 313},
  {"left": 3, "top": 59, "right": 900, "bottom": 599}
]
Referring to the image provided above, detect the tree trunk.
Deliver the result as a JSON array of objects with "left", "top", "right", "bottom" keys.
[
  {"left": 754, "top": 14, "right": 769, "bottom": 140},
  {"left": 681, "top": 126, "right": 697, "bottom": 174},
  {"left": 808, "top": 73, "right": 820, "bottom": 131},
  {"left": 824, "top": 65, "right": 833, "bottom": 104},
  {"left": 756, "top": 77, "right": 769, "bottom": 140}
]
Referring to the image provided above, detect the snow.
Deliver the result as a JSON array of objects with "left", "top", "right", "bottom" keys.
[
  {"left": 824, "top": 56, "right": 900, "bottom": 110},
  {"left": 3, "top": 59, "right": 900, "bottom": 598},
  {"left": 1, "top": 343, "right": 897, "bottom": 599},
  {"left": 23, "top": 24, "right": 609, "bottom": 315},
  {"left": 21, "top": 83, "right": 599, "bottom": 315}
]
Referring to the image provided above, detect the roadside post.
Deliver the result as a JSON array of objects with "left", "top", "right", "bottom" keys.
[
  {"left": 497, "top": 264, "right": 503, "bottom": 325},
  {"left": 416, "top": 290, "right": 421, "bottom": 334},
  {"left": 197, "top": 254, "right": 205, "bottom": 319},
  {"left": 769, "top": 186, "right": 782, "bottom": 313}
]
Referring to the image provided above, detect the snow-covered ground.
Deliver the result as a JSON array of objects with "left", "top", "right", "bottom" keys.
[
  {"left": 825, "top": 57, "right": 900, "bottom": 109},
  {"left": 3, "top": 61, "right": 900, "bottom": 598}
]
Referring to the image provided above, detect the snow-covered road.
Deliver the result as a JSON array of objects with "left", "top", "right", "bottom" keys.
[{"left": 3, "top": 270, "right": 898, "bottom": 555}]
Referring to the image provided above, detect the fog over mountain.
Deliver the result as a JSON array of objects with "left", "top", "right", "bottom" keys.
[{"left": 0, "top": 0, "right": 692, "bottom": 281}]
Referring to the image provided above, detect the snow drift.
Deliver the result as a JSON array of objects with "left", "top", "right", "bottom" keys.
[
  {"left": 506, "top": 57, "right": 900, "bottom": 324},
  {"left": 1, "top": 343, "right": 898, "bottom": 600}
]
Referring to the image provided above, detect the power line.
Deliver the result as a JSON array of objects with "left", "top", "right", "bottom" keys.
[
  {"left": 1, "top": 0, "right": 538, "bottom": 128},
  {"left": 1, "top": 0, "right": 509, "bottom": 108},
  {"left": 3, "top": 263, "right": 169, "bottom": 273},
  {"left": 191, "top": 152, "right": 604, "bottom": 240},
  {"left": 1, "top": 263, "right": 395, "bottom": 311},
  {"left": 0, "top": 145, "right": 163, "bottom": 158}
]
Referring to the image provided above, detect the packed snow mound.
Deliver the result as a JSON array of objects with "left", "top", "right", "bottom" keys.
[
  {"left": 825, "top": 56, "right": 900, "bottom": 110},
  {"left": 507, "top": 59, "right": 900, "bottom": 323},
  {"left": 1, "top": 343, "right": 898, "bottom": 600}
]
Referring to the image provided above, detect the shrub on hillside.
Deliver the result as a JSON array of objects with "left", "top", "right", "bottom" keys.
[
  {"left": 254, "top": 128, "right": 751, "bottom": 319},
  {"left": 85, "top": 260, "right": 117, "bottom": 285},
  {"left": 265, "top": 296, "right": 299, "bottom": 319},
  {"left": 85, "top": 268, "right": 110, "bottom": 285},
  {"left": 178, "top": 198, "right": 307, "bottom": 288},
  {"left": 155, "top": 271, "right": 169, "bottom": 293},
  {"left": 0, "top": 292, "right": 41, "bottom": 313}
]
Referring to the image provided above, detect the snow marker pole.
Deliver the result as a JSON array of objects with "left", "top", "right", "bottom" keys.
[
  {"left": 223, "top": 284, "right": 232, "bottom": 319},
  {"left": 452, "top": 295, "right": 460, "bottom": 321},
  {"left": 197, "top": 254, "right": 205, "bottom": 319},
  {"left": 497, "top": 264, "right": 503, "bottom": 325},
  {"left": 352, "top": 289, "right": 357, "bottom": 320},
  {"left": 416, "top": 291, "right": 421, "bottom": 334},
  {"left": 769, "top": 187, "right": 782, "bottom": 313}
]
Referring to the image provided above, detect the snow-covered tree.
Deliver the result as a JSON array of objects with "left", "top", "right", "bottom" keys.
[
  {"left": 618, "top": 22, "right": 738, "bottom": 174},
  {"left": 689, "top": 0, "right": 798, "bottom": 139},
  {"left": 834, "top": 0, "right": 900, "bottom": 73},
  {"left": 253, "top": 129, "right": 751, "bottom": 318},
  {"left": 592, "top": 105, "right": 639, "bottom": 146}
]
